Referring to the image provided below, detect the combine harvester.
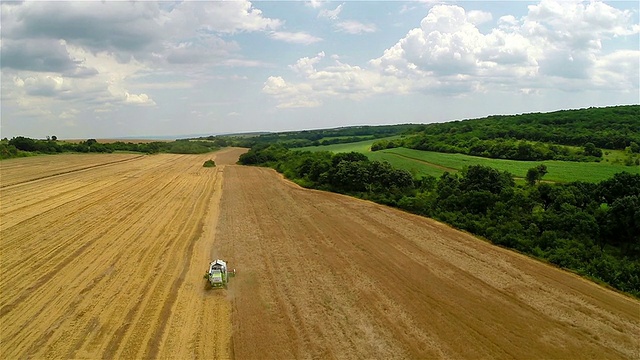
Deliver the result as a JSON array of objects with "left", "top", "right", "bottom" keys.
[{"left": 205, "top": 259, "right": 236, "bottom": 288}]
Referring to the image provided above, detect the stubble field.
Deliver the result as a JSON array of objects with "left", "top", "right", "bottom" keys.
[{"left": 1, "top": 148, "right": 638, "bottom": 359}]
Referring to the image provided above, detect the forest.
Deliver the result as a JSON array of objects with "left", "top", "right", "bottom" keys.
[{"left": 371, "top": 105, "right": 640, "bottom": 163}]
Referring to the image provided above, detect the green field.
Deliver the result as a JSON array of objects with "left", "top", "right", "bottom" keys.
[
  {"left": 298, "top": 137, "right": 395, "bottom": 153},
  {"left": 296, "top": 139, "right": 639, "bottom": 183}
]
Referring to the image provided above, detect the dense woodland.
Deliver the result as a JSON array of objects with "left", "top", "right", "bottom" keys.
[{"left": 371, "top": 105, "right": 640, "bottom": 163}]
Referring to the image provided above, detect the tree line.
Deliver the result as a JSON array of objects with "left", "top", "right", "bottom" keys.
[
  {"left": 410, "top": 105, "right": 639, "bottom": 150},
  {"left": 372, "top": 136, "right": 610, "bottom": 162},
  {"left": 371, "top": 105, "right": 639, "bottom": 163},
  {"left": 0, "top": 136, "right": 220, "bottom": 159},
  {"left": 191, "top": 124, "right": 418, "bottom": 149},
  {"left": 239, "top": 144, "right": 640, "bottom": 297}
]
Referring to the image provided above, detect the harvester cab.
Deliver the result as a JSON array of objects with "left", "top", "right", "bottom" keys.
[{"left": 205, "top": 259, "right": 235, "bottom": 288}]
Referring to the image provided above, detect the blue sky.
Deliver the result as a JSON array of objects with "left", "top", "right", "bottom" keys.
[{"left": 1, "top": 0, "right": 638, "bottom": 139}]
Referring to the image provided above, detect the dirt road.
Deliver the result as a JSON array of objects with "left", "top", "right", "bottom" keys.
[{"left": 1, "top": 149, "right": 638, "bottom": 359}]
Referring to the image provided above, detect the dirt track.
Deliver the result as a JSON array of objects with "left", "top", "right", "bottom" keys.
[{"left": 1, "top": 148, "right": 639, "bottom": 359}]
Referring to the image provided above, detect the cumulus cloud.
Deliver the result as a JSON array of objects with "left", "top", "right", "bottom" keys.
[
  {"left": 123, "top": 92, "right": 156, "bottom": 106},
  {"left": 264, "top": 0, "right": 639, "bottom": 109},
  {"left": 371, "top": 1, "right": 638, "bottom": 92},
  {"left": 0, "top": 0, "right": 282, "bottom": 119},
  {"left": 467, "top": 10, "right": 493, "bottom": 25},
  {"left": 263, "top": 55, "right": 411, "bottom": 108},
  {"left": 290, "top": 52, "right": 326, "bottom": 74}
]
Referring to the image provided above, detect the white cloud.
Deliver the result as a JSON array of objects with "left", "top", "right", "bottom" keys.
[
  {"left": 123, "top": 92, "right": 156, "bottom": 106},
  {"left": 263, "top": 55, "right": 412, "bottom": 109},
  {"left": 370, "top": 1, "right": 638, "bottom": 93},
  {"left": 263, "top": 76, "right": 321, "bottom": 109},
  {"left": 290, "top": 52, "right": 326, "bottom": 75},
  {"left": 319, "top": 4, "right": 343, "bottom": 20},
  {"left": 183, "top": 1, "right": 282, "bottom": 34},
  {"left": 263, "top": 76, "right": 289, "bottom": 95},
  {"left": 592, "top": 50, "right": 640, "bottom": 90},
  {"left": 2, "top": 0, "right": 638, "bottom": 138},
  {"left": 21, "top": 75, "right": 72, "bottom": 97},
  {"left": 269, "top": 31, "right": 323, "bottom": 45},
  {"left": 317, "top": 3, "right": 376, "bottom": 35},
  {"left": 264, "top": 1, "right": 640, "bottom": 110},
  {"left": 163, "top": 36, "right": 239, "bottom": 64},
  {"left": 467, "top": 10, "right": 493, "bottom": 25},
  {"left": 306, "top": 0, "right": 327, "bottom": 9},
  {"left": 222, "top": 59, "right": 271, "bottom": 68},
  {"left": 335, "top": 21, "right": 377, "bottom": 34},
  {"left": 374, "top": 5, "right": 486, "bottom": 77},
  {"left": 0, "top": 0, "right": 284, "bottom": 124}
]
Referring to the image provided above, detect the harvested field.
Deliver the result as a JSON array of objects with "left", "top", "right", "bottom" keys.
[
  {"left": 1, "top": 148, "right": 639, "bottom": 359},
  {"left": 0, "top": 153, "right": 143, "bottom": 188}
]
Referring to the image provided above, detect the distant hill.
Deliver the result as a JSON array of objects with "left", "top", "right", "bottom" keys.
[
  {"left": 412, "top": 105, "right": 639, "bottom": 149},
  {"left": 368, "top": 105, "right": 639, "bottom": 163}
]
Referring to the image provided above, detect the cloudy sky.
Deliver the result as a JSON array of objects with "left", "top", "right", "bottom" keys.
[{"left": 1, "top": 0, "right": 638, "bottom": 139}]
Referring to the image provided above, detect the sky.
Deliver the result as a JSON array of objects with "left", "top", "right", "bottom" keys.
[{"left": 1, "top": 0, "right": 638, "bottom": 140}]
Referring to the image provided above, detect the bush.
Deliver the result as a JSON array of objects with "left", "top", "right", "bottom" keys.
[{"left": 203, "top": 159, "right": 216, "bottom": 167}]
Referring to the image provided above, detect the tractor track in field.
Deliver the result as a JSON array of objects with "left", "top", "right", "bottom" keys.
[
  {"left": 1, "top": 148, "right": 638, "bottom": 359},
  {"left": 0, "top": 154, "right": 145, "bottom": 189}
]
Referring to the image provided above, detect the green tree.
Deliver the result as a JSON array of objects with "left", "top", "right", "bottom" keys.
[
  {"left": 583, "top": 142, "right": 603, "bottom": 157},
  {"left": 526, "top": 164, "right": 548, "bottom": 186},
  {"left": 606, "top": 195, "right": 640, "bottom": 255},
  {"left": 459, "top": 165, "right": 514, "bottom": 195},
  {"left": 8, "top": 136, "right": 37, "bottom": 151},
  {"left": 598, "top": 172, "right": 640, "bottom": 204}
]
